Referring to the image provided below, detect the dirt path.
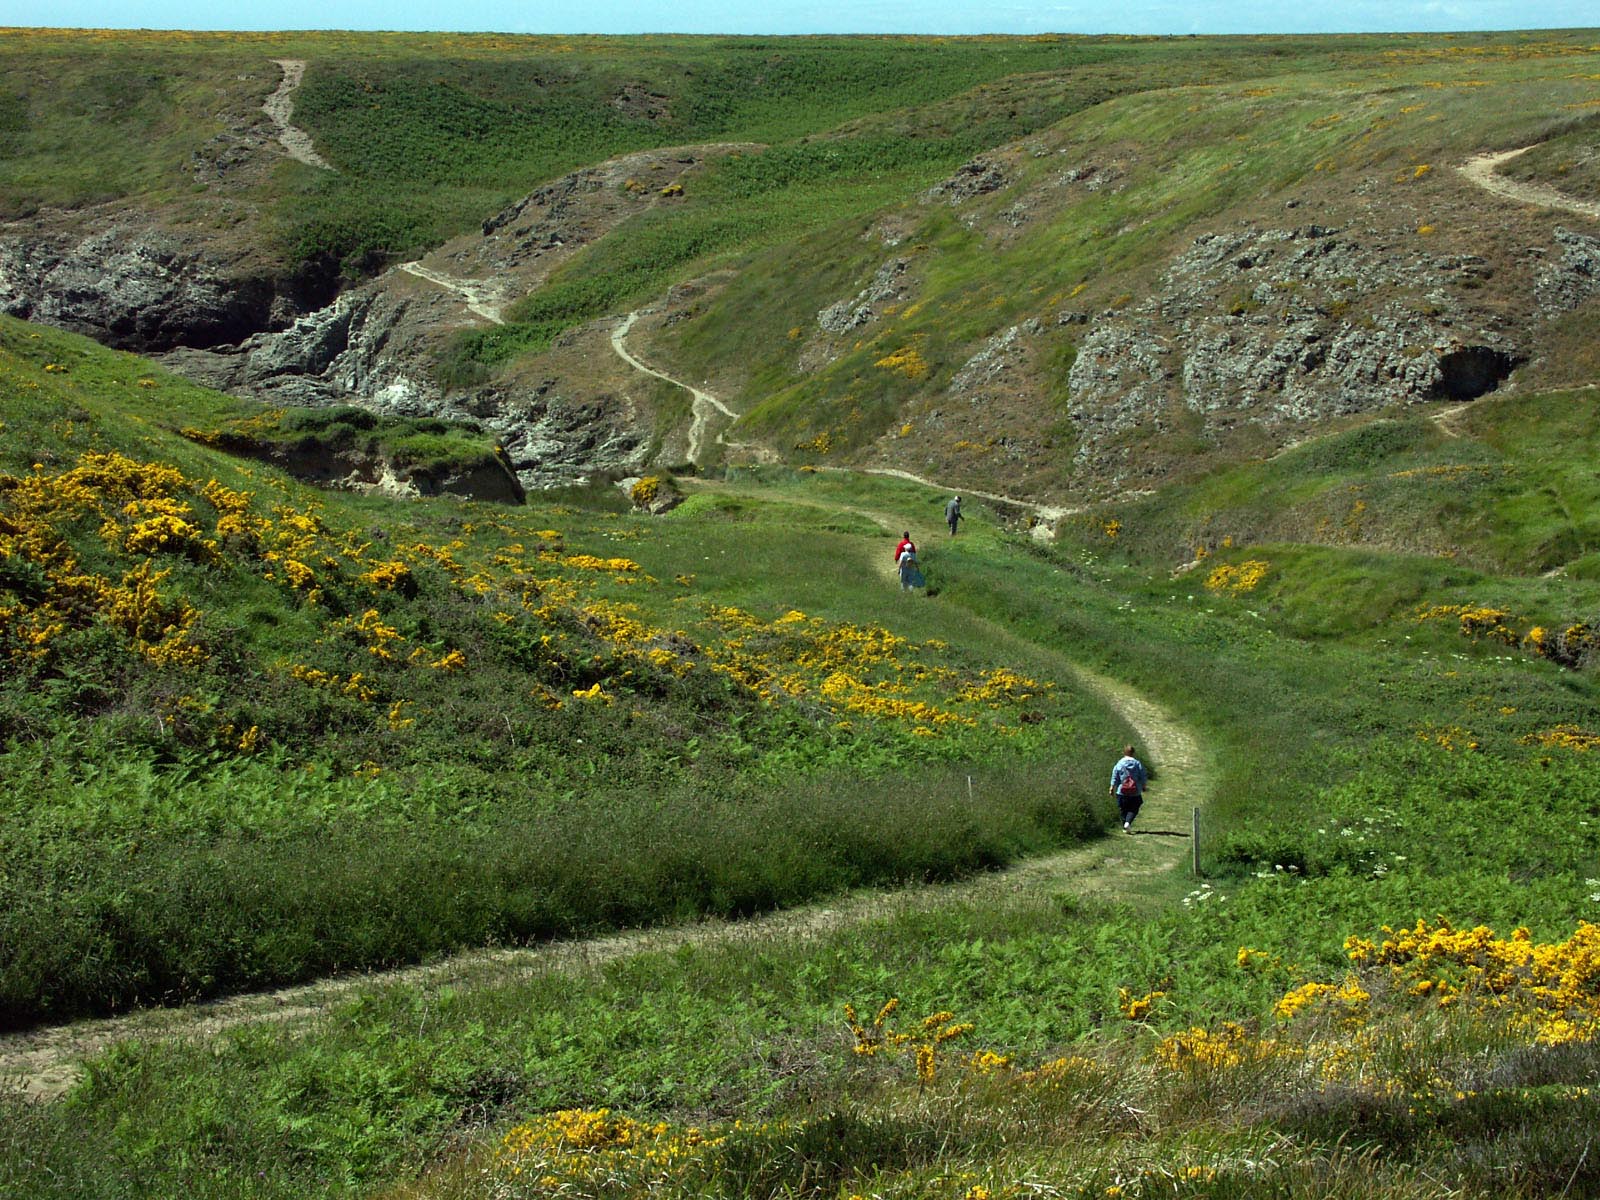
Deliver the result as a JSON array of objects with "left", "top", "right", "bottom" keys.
[
  {"left": 864, "top": 467, "right": 1080, "bottom": 539},
  {"left": 0, "top": 657, "right": 1201, "bottom": 1104},
  {"left": 1459, "top": 146, "right": 1600, "bottom": 222},
  {"left": 398, "top": 262, "right": 508, "bottom": 325},
  {"left": 611, "top": 311, "right": 774, "bottom": 464},
  {"left": 263, "top": 60, "right": 334, "bottom": 172},
  {"left": 1, "top": 311, "right": 1208, "bottom": 1105},
  {"left": 605, "top": 322, "right": 1079, "bottom": 529}
]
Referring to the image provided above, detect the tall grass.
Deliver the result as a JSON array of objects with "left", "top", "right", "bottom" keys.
[{"left": 0, "top": 320, "right": 1121, "bottom": 1024}]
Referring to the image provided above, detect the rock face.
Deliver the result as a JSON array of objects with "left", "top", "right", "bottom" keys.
[
  {"left": 164, "top": 289, "right": 420, "bottom": 409},
  {"left": 0, "top": 227, "right": 277, "bottom": 352},
  {"left": 164, "top": 282, "right": 651, "bottom": 492},
  {"left": 4, "top": 145, "right": 738, "bottom": 495},
  {"left": 817, "top": 257, "right": 913, "bottom": 332},
  {"left": 1066, "top": 225, "right": 1524, "bottom": 470},
  {"left": 1535, "top": 228, "right": 1600, "bottom": 315},
  {"left": 949, "top": 320, "right": 1043, "bottom": 395},
  {"left": 221, "top": 438, "right": 526, "bottom": 505},
  {"left": 926, "top": 158, "right": 1008, "bottom": 204}
]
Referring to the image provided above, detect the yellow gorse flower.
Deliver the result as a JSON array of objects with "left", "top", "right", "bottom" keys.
[{"left": 1204, "top": 559, "right": 1269, "bottom": 595}]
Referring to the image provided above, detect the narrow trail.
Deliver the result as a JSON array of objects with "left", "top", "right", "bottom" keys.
[
  {"left": 1429, "top": 401, "right": 1473, "bottom": 439},
  {"left": 1, "top": 659, "right": 1200, "bottom": 1103},
  {"left": 262, "top": 60, "right": 334, "bottom": 172},
  {"left": 2, "top": 314, "right": 1209, "bottom": 1105},
  {"left": 1459, "top": 145, "right": 1600, "bottom": 222},
  {"left": 398, "top": 262, "right": 508, "bottom": 325},
  {"left": 611, "top": 311, "right": 772, "bottom": 464},
  {"left": 864, "top": 467, "right": 1080, "bottom": 539},
  {"left": 608, "top": 316, "right": 1076, "bottom": 529}
]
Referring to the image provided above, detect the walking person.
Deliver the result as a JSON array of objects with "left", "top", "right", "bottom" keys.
[
  {"left": 894, "top": 531, "right": 922, "bottom": 591},
  {"left": 945, "top": 495, "right": 963, "bottom": 536},
  {"left": 1110, "top": 744, "right": 1147, "bottom": 833}
]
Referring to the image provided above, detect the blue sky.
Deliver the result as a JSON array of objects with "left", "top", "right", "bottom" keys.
[{"left": 5, "top": 0, "right": 1598, "bottom": 35}]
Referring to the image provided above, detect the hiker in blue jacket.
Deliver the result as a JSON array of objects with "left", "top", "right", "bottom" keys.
[{"left": 1110, "top": 745, "right": 1147, "bottom": 832}]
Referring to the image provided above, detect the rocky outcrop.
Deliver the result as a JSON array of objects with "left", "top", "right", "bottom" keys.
[
  {"left": 817, "top": 257, "right": 913, "bottom": 332},
  {"left": 164, "top": 288, "right": 416, "bottom": 408},
  {"left": 0, "top": 228, "right": 277, "bottom": 352},
  {"left": 6, "top": 145, "right": 743, "bottom": 496},
  {"left": 1066, "top": 225, "right": 1524, "bottom": 469},
  {"left": 926, "top": 157, "right": 1008, "bottom": 204},
  {"left": 491, "top": 380, "right": 649, "bottom": 490},
  {"left": 213, "top": 437, "right": 526, "bottom": 505},
  {"left": 1534, "top": 228, "right": 1600, "bottom": 316},
  {"left": 166, "top": 283, "right": 651, "bottom": 492},
  {"left": 949, "top": 320, "right": 1043, "bottom": 395}
]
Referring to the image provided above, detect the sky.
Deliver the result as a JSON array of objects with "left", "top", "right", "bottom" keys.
[{"left": 6, "top": 0, "right": 1599, "bottom": 35}]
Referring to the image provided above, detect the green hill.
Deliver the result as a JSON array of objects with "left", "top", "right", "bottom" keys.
[
  {"left": 0, "top": 317, "right": 1111, "bottom": 1025},
  {"left": 1, "top": 27, "right": 1599, "bottom": 1200}
]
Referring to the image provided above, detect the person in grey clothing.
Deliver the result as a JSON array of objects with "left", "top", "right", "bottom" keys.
[
  {"left": 945, "top": 495, "right": 963, "bottom": 536},
  {"left": 1110, "top": 745, "right": 1147, "bottom": 832}
]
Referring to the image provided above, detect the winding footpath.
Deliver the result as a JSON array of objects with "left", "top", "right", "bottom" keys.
[
  {"left": 2, "top": 283, "right": 1216, "bottom": 1107},
  {"left": 609, "top": 314, "right": 1071, "bottom": 530},
  {"left": 863, "top": 467, "right": 1079, "bottom": 538},
  {"left": 1458, "top": 146, "right": 1600, "bottom": 222},
  {"left": 16, "top": 126, "right": 1595, "bottom": 1111},
  {"left": 263, "top": 60, "right": 334, "bottom": 172},
  {"left": 398, "top": 262, "right": 508, "bottom": 325},
  {"left": 611, "top": 311, "right": 772, "bottom": 464},
  {"left": 0, "top": 660, "right": 1200, "bottom": 1103}
]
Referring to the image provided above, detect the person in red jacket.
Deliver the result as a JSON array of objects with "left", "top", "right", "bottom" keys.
[{"left": 893, "top": 532, "right": 920, "bottom": 591}]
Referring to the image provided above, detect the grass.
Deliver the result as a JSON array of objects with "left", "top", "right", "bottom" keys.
[
  {"left": 185, "top": 404, "right": 519, "bottom": 488},
  {"left": 1499, "top": 110, "right": 1600, "bottom": 193},
  {"left": 4, "top": 337, "right": 1600, "bottom": 1197},
  {"left": 0, "top": 318, "right": 1119, "bottom": 1025},
  {"left": 642, "top": 37, "right": 1600, "bottom": 493},
  {"left": 4, "top": 25, "right": 1600, "bottom": 1200}
]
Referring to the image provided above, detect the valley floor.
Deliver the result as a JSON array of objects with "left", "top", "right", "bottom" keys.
[{"left": 0, "top": 661, "right": 1203, "bottom": 1103}]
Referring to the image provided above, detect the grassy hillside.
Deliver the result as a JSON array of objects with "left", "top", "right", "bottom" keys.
[
  {"left": 3, "top": 311, "right": 1600, "bottom": 1197},
  {"left": 3, "top": 26, "right": 1600, "bottom": 1200},
  {"left": 9, "top": 29, "right": 1596, "bottom": 496},
  {"left": 639, "top": 31, "right": 1600, "bottom": 496},
  {"left": 0, "top": 317, "right": 1114, "bottom": 1025},
  {"left": 1052, "top": 389, "right": 1600, "bottom": 580},
  {"left": 0, "top": 30, "right": 1300, "bottom": 276}
]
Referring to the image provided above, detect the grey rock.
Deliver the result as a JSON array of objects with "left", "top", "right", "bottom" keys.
[
  {"left": 1535, "top": 228, "right": 1600, "bottom": 315},
  {"left": 0, "top": 227, "right": 274, "bottom": 351},
  {"left": 1066, "top": 225, "right": 1521, "bottom": 483},
  {"left": 950, "top": 321, "right": 1041, "bottom": 395},
  {"left": 818, "top": 257, "right": 911, "bottom": 332},
  {"left": 926, "top": 158, "right": 1007, "bottom": 204}
]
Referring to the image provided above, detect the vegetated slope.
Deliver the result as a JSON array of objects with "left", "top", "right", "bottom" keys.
[
  {"left": 435, "top": 31, "right": 1600, "bottom": 495},
  {"left": 15, "top": 30, "right": 1600, "bottom": 498},
  {"left": 5, "top": 374, "right": 1600, "bottom": 1199},
  {"left": 1047, "top": 385, "right": 1600, "bottom": 580},
  {"left": 0, "top": 317, "right": 1119, "bottom": 1027},
  {"left": 0, "top": 31, "right": 1222, "bottom": 329},
  {"left": 633, "top": 32, "right": 1600, "bottom": 504},
  {"left": 5, "top": 35, "right": 1600, "bottom": 1199},
  {"left": 2, "top": 31, "right": 1229, "bottom": 489}
]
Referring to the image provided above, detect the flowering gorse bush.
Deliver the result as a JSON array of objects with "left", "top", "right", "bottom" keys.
[
  {"left": 1417, "top": 603, "right": 1597, "bottom": 668},
  {"left": 844, "top": 998, "right": 974, "bottom": 1083},
  {"left": 873, "top": 344, "right": 931, "bottom": 379},
  {"left": 1203, "top": 559, "right": 1268, "bottom": 596}
]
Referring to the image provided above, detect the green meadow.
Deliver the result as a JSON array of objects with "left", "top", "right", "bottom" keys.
[
  {"left": 3, "top": 309, "right": 1600, "bottom": 1197},
  {"left": 1, "top": 24, "right": 1600, "bottom": 1200}
]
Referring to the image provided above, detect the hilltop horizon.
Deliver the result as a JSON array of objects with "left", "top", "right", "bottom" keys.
[{"left": 5, "top": 5, "right": 1596, "bottom": 37}]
